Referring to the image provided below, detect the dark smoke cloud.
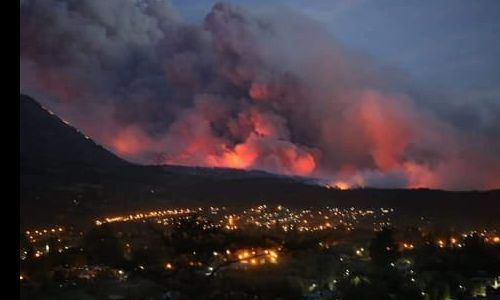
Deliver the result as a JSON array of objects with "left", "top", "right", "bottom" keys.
[{"left": 20, "top": 0, "right": 500, "bottom": 190}]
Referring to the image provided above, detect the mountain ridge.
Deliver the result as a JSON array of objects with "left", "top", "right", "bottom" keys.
[{"left": 19, "top": 94, "right": 500, "bottom": 227}]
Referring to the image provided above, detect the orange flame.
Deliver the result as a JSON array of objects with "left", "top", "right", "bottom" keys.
[{"left": 112, "top": 129, "right": 144, "bottom": 156}]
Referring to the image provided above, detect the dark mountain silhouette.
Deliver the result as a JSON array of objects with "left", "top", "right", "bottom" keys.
[
  {"left": 20, "top": 94, "right": 127, "bottom": 169},
  {"left": 19, "top": 94, "right": 321, "bottom": 225},
  {"left": 19, "top": 94, "right": 500, "bottom": 228}
]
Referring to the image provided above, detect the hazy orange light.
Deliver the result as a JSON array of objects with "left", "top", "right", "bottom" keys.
[
  {"left": 249, "top": 82, "right": 270, "bottom": 101},
  {"left": 216, "top": 144, "right": 258, "bottom": 169},
  {"left": 332, "top": 181, "right": 350, "bottom": 190},
  {"left": 112, "top": 129, "right": 144, "bottom": 156},
  {"left": 290, "top": 153, "right": 316, "bottom": 175}
]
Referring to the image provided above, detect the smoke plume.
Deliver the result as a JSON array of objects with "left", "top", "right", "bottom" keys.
[{"left": 20, "top": 0, "right": 500, "bottom": 190}]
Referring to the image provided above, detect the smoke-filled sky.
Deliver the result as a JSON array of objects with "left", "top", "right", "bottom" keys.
[{"left": 20, "top": 0, "right": 500, "bottom": 190}]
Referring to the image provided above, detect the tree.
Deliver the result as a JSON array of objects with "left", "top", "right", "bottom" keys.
[
  {"left": 82, "top": 224, "right": 124, "bottom": 267},
  {"left": 167, "top": 215, "right": 225, "bottom": 261},
  {"left": 369, "top": 228, "right": 399, "bottom": 267}
]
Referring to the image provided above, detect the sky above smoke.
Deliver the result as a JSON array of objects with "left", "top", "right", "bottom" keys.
[{"left": 20, "top": 0, "right": 500, "bottom": 190}]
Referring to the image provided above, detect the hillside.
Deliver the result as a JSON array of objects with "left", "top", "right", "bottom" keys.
[
  {"left": 19, "top": 94, "right": 500, "bottom": 228},
  {"left": 19, "top": 94, "right": 320, "bottom": 224}
]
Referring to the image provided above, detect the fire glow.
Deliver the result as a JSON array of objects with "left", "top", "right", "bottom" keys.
[
  {"left": 330, "top": 181, "right": 350, "bottom": 191},
  {"left": 20, "top": 0, "right": 500, "bottom": 190}
]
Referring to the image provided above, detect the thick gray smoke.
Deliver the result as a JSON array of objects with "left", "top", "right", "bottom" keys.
[{"left": 20, "top": 0, "right": 500, "bottom": 190}]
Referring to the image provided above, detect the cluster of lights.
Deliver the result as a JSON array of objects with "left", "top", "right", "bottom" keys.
[
  {"left": 441, "top": 231, "right": 499, "bottom": 248},
  {"left": 401, "top": 243, "right": 415, "bottom": 250},
  {"left": 91, "top": 205, "right": 394, "bottom": 234},
  {"left": 355, "top": 247, "right": 366, "bottom": 256},
  {"left": 218, "top": 205, "right": 392, "bottom": 233},
  {"left": 234, "top": 248, "right": 280, "bottom": 266},
  {"left": 60, "top": 266, "right": 128, "bottom": 281},
  {"left": 22, "top": 227, "right": 74, "bottom": 260},
  {"left": 160, "top": 247, "right": 280, "bottom": 274},
  {"left": 25, "top": 227, "right": 64, "bottom": 243},
  {"left": 399, "top": 231, "right": 500, "bottom": 251},
  {"left": 95, "top": 209, "right": 194, "bottom": 226}
]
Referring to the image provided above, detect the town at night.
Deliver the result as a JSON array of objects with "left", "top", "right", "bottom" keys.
[
  {"left": 20, "top": 0, "right": 500, "bottom": 299},
  {"left": 20, "top": 203, "right": 500, "bottom": 299}
]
